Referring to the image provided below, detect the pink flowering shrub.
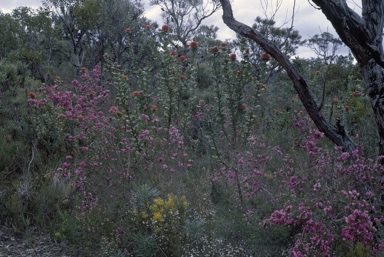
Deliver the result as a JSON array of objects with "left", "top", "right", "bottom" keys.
[
  {"left": 29, "top": 66, "right": 117, "bottom": 211},
  {"left": 204, "top": 106, "right": 384, "bottom": 256},
  {"left": 28, "top": 64, "right": 196, "bottom": 251},
  {"left": 256, "top": 119, "right": 384, "bottom": 256}
]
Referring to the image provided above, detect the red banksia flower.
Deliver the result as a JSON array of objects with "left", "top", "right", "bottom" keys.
[
  {"left": 221, "top": 42, "right": 227, "bottom": 49},
  {"left": 260, "top": 52, "right": 270, "bottom": 60},
  {"left": 229, "top": 53, "right": 236, "bottom": 60},
  {"left": 333, "top": 97, "right": 339, "bottom": 103},
  {"left": 28, "top": 92, "right": 36, "bottom": 99},
  {"left": 209, "top": 46, "right": 218, "bottom": 53},
  {"left": 239, "top": 104, "right": 247, "bottom": 111},
  {"left": 237, "top": 70, "right": 242, "bottom": 76},
  {"left": 179, "top": 75, "right": 186, "bottom": 80},
  {"left": 125, "top": 27, "right": 131, "bottom": 33},
  {"left": 315, "top": 70, "right": 321, "bottom": 75},
  {"left": 180, "top": 55, "right": 186, "bottom": 61},
  {"left": 152, "top": 105, "right": 158, "bottom": 111},
  {"left": 345, "top": 105, "right": 350, "bottom": 110},
  {"left": 189, "top": 41, "right": 198, "bottom": 49},
  {"left": 132, "top": 91, "right": 139, "bottom": 97},
  {"left": 170, "top": 51, "right": 177, "bottom": 56},
  {"left": 145, "top": 25, "right": 151, "bottom": 29},
  {"left": 80, "top": 67, "right": 87, "bottom": 72},
  {"left": 244, "top": 48, "right": 250, "bottom": 58},
  {"left": 109, "top": 106, "right": 122, "bottom": 115},
  {"left": 161, "top": 25, "right": 170, "bottom": 32},
  {"left": 352, "top": 90, "right": 361, "bottom": 96}
]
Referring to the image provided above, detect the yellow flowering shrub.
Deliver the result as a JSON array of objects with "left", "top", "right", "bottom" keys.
[
  {"left": 134, "top": 194, "right": 188, "bottom": 255},
  {"left": 152, "top": 212, "right": 163, "bottom": 222},
  {"left": 148, "top": 194, "right": 187, "bottom": 226}
]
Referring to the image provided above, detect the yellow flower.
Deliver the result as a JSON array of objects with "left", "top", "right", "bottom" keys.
[
  {"left": 181, "top": 197, "right": 188, "bottom": 209},
  {"left": 152, "top": 212, "right": 163, "bottom": 222},
  {"left": 153, "top": 198, "right": 165, "bottom": 207},
  {"left": 165, "top": 195, "right": 176, "bottom": 210},
  {"left": 140, "top": 211, "right": 149, "bottom": 219},
  {"left": 153, "top": 226, "right": 161, "bottom": 234}
]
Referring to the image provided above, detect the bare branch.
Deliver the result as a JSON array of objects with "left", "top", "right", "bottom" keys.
[
  {"left": 218, "top": 0, "right": 357, "bottom": 151},
  {"left": 152, "top": 0, "right": 221, "bottom": 47}
]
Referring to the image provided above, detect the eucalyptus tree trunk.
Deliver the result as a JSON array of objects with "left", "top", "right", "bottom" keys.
[
  {"left": 311, "top": 0, "right": 384, "bottom": 157},
  {"left": 364, "top": 60, "right": 384, "bottom": 157}
]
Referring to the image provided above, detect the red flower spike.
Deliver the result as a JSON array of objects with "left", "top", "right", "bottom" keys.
[
  {"left": 161, "top": 25, "right": 170, "bottom": 32},
  {"left": 260, "top": 52, "right": 270, "bottom": 60},
  {"left": 239, "top": 104, "right": 247, "bottom": 111},
  {"left": 28, "top": 92, "right": 36, "bottom": 99},
  {"left": 189, "top": 41, "right": 199, "bottom": 49},
  {"left": 209, "top": 46, "right": 219, "bottom": 53}
]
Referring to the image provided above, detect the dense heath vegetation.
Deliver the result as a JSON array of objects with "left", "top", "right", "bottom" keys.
[{"left": 1, "top": 0, "right": 384, "bottom": 256}]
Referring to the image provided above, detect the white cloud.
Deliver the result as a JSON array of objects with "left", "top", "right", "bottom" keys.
[
  {"left": 142, "top": 1, "right": 341, "bottom": 43},
  {"left": 0, "top": 0, "right": 43, "bottom": 13}
]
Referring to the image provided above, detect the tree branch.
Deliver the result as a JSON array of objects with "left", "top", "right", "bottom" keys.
[
  {"left": 218, "top": 0, "right": 357, "bottom": 151},
  {"left": 311, "top": 0, "right": 384, "bottom": 68}
]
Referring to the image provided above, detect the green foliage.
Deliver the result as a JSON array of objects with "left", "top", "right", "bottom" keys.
[
  {"left": 0, "top": 60, "right": 32, "bottom": 175},
  {"left": 134, "top": 183, "right": 160, "bottom": 202},
  {"left": 134, "top": 233, "right": 158, "bottom": 257},
  {"left": 8, "top": 48, "right": 44, "bottom": 74},
  {"left": 72, "top": 0, "right": 100, "bottom": 30},
  {"left": 342, "top": 242, "right": 374, "bottom": 257},
  {"left": 31, "top": 179, "right": 72, "bottom": 229},
  {"left": 0, "top": 13, "right": 19, "bottom": 57},
  {"left": 53, "top": 210, "right": 85, "bottom": 244},
  {"left": 234, "top": 16, "right": 306, "bottom": 83},
  {"left": 1, "top": 2, "right": 382, "bottom": 256}
]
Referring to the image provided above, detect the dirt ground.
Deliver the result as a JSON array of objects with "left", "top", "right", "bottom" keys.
[{"left": 0, "top": 225, "right": 74, "bottom": 257}]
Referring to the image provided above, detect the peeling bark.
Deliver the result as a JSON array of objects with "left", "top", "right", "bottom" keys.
[{"left": 218, "top": 0, "right": 357, "bottom": 152}]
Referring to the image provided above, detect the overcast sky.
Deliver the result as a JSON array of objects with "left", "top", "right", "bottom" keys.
[{"left": 1, "top": 0, "right": 362, "bottom": 57}]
